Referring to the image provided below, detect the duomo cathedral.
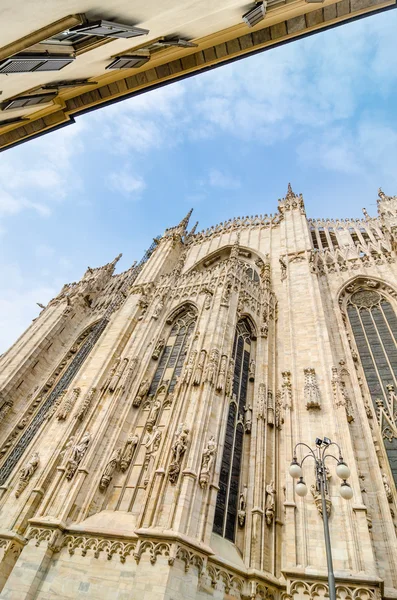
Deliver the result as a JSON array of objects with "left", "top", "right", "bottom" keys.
[{"left": 0, "top": 185, "right": 396, "bottom": 600}]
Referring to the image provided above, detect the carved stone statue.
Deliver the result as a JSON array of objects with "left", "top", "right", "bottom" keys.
[
  {"left": 57, "top": 388, "right": 81, "bottom": 420},
  {"left": 238, "top": 486, "right": 247, "bottom": 527},
  {"left": 216, "top": 355, "right": 227, "bottom": 392},
  {"left": 311, "top": 483, "right": 331, "bottom": 518},
  {"left": 15, "top": 452, "right": 40, "bottom": 497},
  {"left": 77, "top": 387, "right": 96, "bottom": 421},
  {"left": 152, "top": 295, "right": 165, "bottom": 319},
  {"left": 205, "top": 348, "right": 219, "bottom": 386},
  {"left": 199, "top": 436, "right": 216, "bottom": 488},
  {"left": 249, "top": 359, "right": 256, "bottom": 382},
  {"left": 152, "top": 338, "right": 165, "bottom": 360},
  {"left": 0, "top": 399, "right": 13, "bottom": 424},
  {"left": 104, "top": 357, "right": 120, "bottom": 390},
  {"left": 99, "top": 447, "right": 122, "bottom": 491},
  {"left": 65, "top": 432, "right": 91, "bottom": 480},
  {"left": 109, "top": 358, "right": 128, "bottom": 393},
  {"left": 244, "top": 405, "right": 252, "bottom": 433},
  {"left": 134, "top": 378, "right": 150, "bottom": 407},
  {"left": 225, "top": 358, "right": 235, "bottom": 397},
  {"left": 383, "top": 473, "right": 393, "bottom": 502},
  {"left": 182, "top": 351, "right": 197, "bottom": 385},
  {"left": 146, "top": 397, "right": 161, "bottom": 431},
  {"left": 120, "top": 433, "right": 139, "bottom": 472},
  {"left": 193, "top": 350, "right": 206, "bottom": 386},
  {"left": 169, "top": 425, "right": 189, "bottom": 484},
  {"left": 143, "top": 427, "right": 162, "bottom": 488},
  {"left": 265, "top": 480, "right": 276, "bottom": 525}
]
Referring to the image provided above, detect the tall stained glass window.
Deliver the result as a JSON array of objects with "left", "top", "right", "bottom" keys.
[
  {"left": 346, "top": 286, "right": 397, "bottom": 486},
  {"left": 213, "top": 318, "right": 253, "bottom": 541},
  {"left": 149, "top": 306, "right": 197, "bottom": 396}
]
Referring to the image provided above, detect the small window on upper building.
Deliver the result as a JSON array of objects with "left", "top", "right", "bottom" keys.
[{"left": 245, "top": 266, "right": 260, "bottom": 283}]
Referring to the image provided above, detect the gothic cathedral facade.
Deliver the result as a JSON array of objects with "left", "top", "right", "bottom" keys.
[{"left": 0, "top": 185, "right": 396, "bottom": 600}]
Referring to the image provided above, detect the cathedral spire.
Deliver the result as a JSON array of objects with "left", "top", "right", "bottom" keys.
[{"left": 178, "top": 208, "right": 193, "bottom": 230}]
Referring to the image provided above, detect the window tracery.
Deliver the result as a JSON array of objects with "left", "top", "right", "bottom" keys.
[
  {"left": 342, "top": 281, "right": 397, "bottom": 486},
  {"left": 149, "top": 306, "right": 197, "bottom": 397},
  {"left": 213, "top": 318, "right": 253, "bottom": 542}
]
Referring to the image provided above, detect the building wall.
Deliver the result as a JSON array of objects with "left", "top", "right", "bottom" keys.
[{"left": 0, "top": 186, "right": 396, "bottom": 600}]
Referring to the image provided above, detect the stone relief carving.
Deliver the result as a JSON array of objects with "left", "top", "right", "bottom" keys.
[
  {"left": 104, "top": 357, "right": 120, "bottom": 390},
  {"left": 193, "top": 350, "right": 206, "bottom": 386},
  {"left": 169, "top": 424, "right": 189, "bottom": 484},
  {"left": 282, "top": 371, "right": 292, "bottom": 410},
  {"left": 120, "top": 357, "right": 139, "bottom": 396},
  {"left": 152, "top": 295, "right": 165, "bottom": 319},
  {"left": 76, "top": 387, "right": 96, "bottom": 421},
  {"left": 378, "top": 384, "right": 397, "bottom": 443},
  {"left": 15, "top": 452, "right": 40, "bottom": 497},
  {"left": 46, "top": 390, "right": 66, "bottom": 421},
  {"left": 216, "top": 355, "right": 227, "bottom": 392},
  {"left": 134, "top": 378, "right": 150, "bottom": 407},
  {"left": 310, "top": 470, "right": 332, "bottom": 518},
  {"left": 221, "top": 279, "right": 232, "bottom": 306},
  {"left": 120, "top": 433, "right": 139, "bottom": 472},
  {"left": 99, "top": 447, "right": 122, "bottom": 491},
  {"left": 143, "top": 426, "right": 162, "bottom": 488},
  {"left": 65, "top": 432, "right": 91, "bottom": 480},
  {"left": 279, "top": 257, "right": 287, "bottom": 281},
  {"left": 199, "top": 436, "right": 216, "bottom": 488},
  {"left": 238, "top": 486, "right": 247, "bottom": 527},
  {"left": 265, "top": 480, "right": 276, "bottom": 525},
  {"left": 331, "top": 366, "right": 354, "bottom": 423},
  {"left": 304, "top": 368, "right": 321, "bottom": 410},
  {"left": 57, "top": 388, "right": 81, "bottom": 421},
  {"left": 205, "top": 348, "right": 220, "bottom": 385},
  {"left": 275, "top": 392, "right": 284, "bottom": 429},
  {"left": 152, "top": 338, "right": 165, "bottom": 361}
]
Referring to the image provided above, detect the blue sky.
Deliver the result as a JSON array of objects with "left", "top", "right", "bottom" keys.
[{"left": 1, "top": 9, "right": 397, "bottom": 352}]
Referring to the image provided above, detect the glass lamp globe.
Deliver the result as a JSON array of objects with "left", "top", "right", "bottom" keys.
[
  {"left": 340, "top": 482, "right": 353, "bottom": 500},
  {"left": 289, "top": 459, "right": 303, "bottom": 479},
  {"left": 336, "top": 461, "right": 351, "bottom": 480},
  {"left": 295, "top": 478, "right": 308, "bottom": 497}
]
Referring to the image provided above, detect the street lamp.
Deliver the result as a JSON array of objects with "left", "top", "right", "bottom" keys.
[{"left": 289, "top": 437, "right": 353, "bottom": 600}]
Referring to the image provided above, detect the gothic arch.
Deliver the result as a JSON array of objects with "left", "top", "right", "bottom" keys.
[
  {"left": 186, "top": 244, "right": 266, "bottom": 275},
  {"left": 338, "top": 276, "right": 397, "bottom": 488},
  {"left": 149, "top": 303, "right": 198, "bottom": 397}
]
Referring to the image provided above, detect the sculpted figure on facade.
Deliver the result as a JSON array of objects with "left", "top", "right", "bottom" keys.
[
  {"left": 169, "top": 425, "right": 189, "bottom": 484},
  {"left": 238, "top": 486, "right": 247, "bottom": 527},
  {"left": 65, "top": 432, "right": 91, "bottom": 480},
  {"left": 304, "top": 368, "right": 321, "bottom": 410},
  {"left": 57, "top": 388, "right": 81, "bottom": 421},
  {"left": 216, "top": 355, "right": 227, "bottom": 392},
  {"left": 382, "top": 473, "right": 393, "bottom": 502},
  {"left": 77, "top": 387, "right": 96, "bottom": 421},
  {"left": 152, "top": 295, "right": 165, "bottom": 319},
  {"left": 205, "top": 348, "right": 219, "bottom": 386},
  {"left": 152, "top": 338, "right": 165, "bottom": 361},
  {"left": 146, "top": 397, "right": 161, "bottom": 431},
  {"left": 265, "top": 480, "right": 276, "bottom": 525},
  {"left": 15, "top": 452, "right": 40, "bottom": 497},
  {"left": 249, "top": 359, "right": 256, "bottom": 382},
  {"left": 199, "top": 435, "right": 216, "bottom": 488},
  {"left": 143, "top": 426, "right": 162, "bottom": 488},
  {"left": 121, "top": 357, "right": 139, "bottom": 397},
  {"left": 99, "top": 447, "right": 122, "bottom": 491},
  {"left": 182, "top": 350, "right": 197, "bottom": 385},
  {"left": 257, "top": 383, "right": 267, "bottom": 420},
  {"left": 311, "top": 481, "right": 331, "bottom": 518},
  {"left": 221, "top": 279, "right": 232, "bottom": 306},
  {"left": 244, "top": 405, "right": 252, "bottom": 433},
  {"left": 108, "top": 357, "right": 128, "bottom": 392},
  {"left": 103, "top": 357, "right": 120, "bottom": 390},
  {"left": 267, "top": 391, "right": 274, "bottom": 425},
  {"left": 225, "top": 357, "right": 235, "bottom": 397},
  {"left": 120, "top": 433, "right": 139, "bottom": 472},
  {"left": 193, "top": 350, "right": 206, "bottom": 386},
  {"left": 134, "top": 378, "right": 150, "bottom": 407}
]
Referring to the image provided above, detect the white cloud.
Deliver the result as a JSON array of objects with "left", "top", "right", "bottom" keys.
[{"left": 107, "top": 169, "right": 146, "bottom": 197}]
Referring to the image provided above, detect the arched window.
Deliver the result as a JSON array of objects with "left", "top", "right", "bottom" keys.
[
  {"left": 213, "top": 318, "right": 253, "bottom": 541},
  {"left": 346, "top": 285, "right": 397, "bottom": 486},
  {"left": 149, "top": 306, "right": 197, "bottom": 396},
  {"left": 245, "top": 266, "right": 260, "bottom": 283}
]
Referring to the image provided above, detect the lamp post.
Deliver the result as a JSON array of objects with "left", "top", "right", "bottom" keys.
[{"left": 289, "top": 437, "right": 353, "bottom": 600}]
